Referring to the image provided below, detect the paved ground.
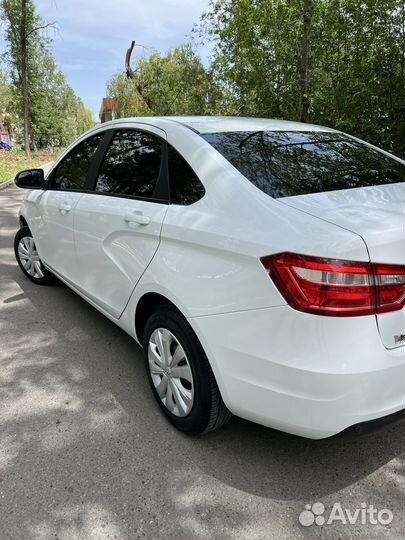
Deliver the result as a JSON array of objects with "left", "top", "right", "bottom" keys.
[{"left": 0, "top": 185, "right": 404, "bottom": 540}]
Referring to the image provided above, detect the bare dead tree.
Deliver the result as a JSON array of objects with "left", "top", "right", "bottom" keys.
[
  {"left": 125, "top": 40, "right": 136, "bottom": 80},
  {"left": 125, "top": 40, "right": 158, "bottom": 112}
]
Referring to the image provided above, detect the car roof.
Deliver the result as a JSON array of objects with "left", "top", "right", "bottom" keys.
[
  {"left": 97, "top": 116, "right": 337, "bottom": 135},
  {"left": 161, "top": 116, "right": 337, "bottom": 134}
]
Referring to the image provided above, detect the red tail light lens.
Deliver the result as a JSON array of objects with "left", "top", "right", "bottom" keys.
[{"left": 260, "top": 253, "right": 405, "bottom": 317}]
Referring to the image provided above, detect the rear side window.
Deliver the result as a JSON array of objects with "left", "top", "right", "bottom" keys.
[
  {"left": 95, "top": 129, "right": 162, "bottom": 199},
  {"left": 201, "top": 131, "right": 405, "bottom": 198},
  {"left": 168, "top": 145, "right": 205, "bottom": 205},
  {"left": 51, "top": 134, "right": 103, "bottom": 191}
]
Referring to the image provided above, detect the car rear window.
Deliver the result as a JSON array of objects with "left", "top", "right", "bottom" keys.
[{"left": 201, "top": 131, "right": 405, "bottom": 198}]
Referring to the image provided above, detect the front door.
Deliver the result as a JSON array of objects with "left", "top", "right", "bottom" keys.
[{"left": 35, "top": 133, "right": 105, "bottom": 282}]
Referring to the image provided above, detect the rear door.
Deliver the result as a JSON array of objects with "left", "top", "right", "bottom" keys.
[
  {"left": 73, "top": 125, "right": 169, "bottom": 318},
  {"left": 35, "top": 132, "right": 105, "bottom": 282}
]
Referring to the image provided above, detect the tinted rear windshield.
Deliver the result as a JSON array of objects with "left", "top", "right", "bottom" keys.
[{"left": 201, "top": 131, "right": 405, "bottom": 198}]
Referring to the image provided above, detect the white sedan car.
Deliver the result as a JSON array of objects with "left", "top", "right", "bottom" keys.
[{"left": 14, "top": 116, "right": 405, "bottom": 438}]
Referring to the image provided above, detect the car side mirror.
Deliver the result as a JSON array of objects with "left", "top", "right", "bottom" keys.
[{"left": 14, "top": 168, "right": 45, "bottom": 189}]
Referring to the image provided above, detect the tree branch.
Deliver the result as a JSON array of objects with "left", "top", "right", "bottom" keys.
[
  {"left": 25, "top": 21, "right": 56, "bottom": 39},
  {"left": 125, "top": 40, "right": 136, "bottom": 80}
]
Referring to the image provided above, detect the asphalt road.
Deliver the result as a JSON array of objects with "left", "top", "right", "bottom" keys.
[{"left": 0, "top": 185, "right": 404, "bottom": 540}]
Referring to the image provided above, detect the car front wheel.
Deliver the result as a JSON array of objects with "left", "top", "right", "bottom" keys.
[
  {"left": 143, "top": 307, "right": 231, "bottom": 434},
  {"left": 14, "top": 226, "right": 54, "bottom": 285}
]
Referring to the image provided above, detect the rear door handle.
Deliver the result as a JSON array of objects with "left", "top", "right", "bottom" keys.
[
  {"left": 59, "top": 202, "right": 72, "bottom": 215},
  {"left": 124, "top": 211, "right": 150, "bottom": 226}
]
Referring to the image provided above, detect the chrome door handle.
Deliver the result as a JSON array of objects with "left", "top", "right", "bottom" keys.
[
  {"left": 124, "top": 211, "right": 150, "bottom": 226},
  {"left": 59, "top": 202, "right": 72, "bottom": 215}
]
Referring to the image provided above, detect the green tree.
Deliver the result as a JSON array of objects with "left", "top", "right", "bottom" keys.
[
  {"left": 198, "top": 0, "right": 405, "bottom": 157},
  {"left": 1, "top": 0, "right": 94, "bottom": 152},
  {"left": 30, "top": 48, "right": 94, "bottom": 147},
  {"left": 0, "top": 66, "right": 18, "bottom": 134},
  {"left": 107, "top": 44, "right": 224, "bottom": 117},
  {"left": 197, "top": 0, "right": 304, "bottom": 117},
  {"left": 0, "top": 0, "right": 54, "bottom": 156},
  {"left": 312, "top": 0, "right": 405, "bottom": 155}
]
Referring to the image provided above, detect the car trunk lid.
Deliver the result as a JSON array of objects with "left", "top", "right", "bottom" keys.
[{"left": 279, "top": 183, "right": 405, "bottom": 349}]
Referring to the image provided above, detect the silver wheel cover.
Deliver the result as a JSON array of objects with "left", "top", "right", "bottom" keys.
[
  {"left": 148, "top": 328, "right": 194, "bottom": 417},
  {"left": 18, "top": 236, "right": 44, "bottom": 279}
]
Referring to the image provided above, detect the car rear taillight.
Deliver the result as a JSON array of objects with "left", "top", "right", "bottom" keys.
[{"left": 260, "top": 252, "right": 405, "bottom": 317}]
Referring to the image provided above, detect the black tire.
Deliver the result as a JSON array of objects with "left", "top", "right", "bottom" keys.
[
  {"left": 14, "top": 226, "right": 54, "bottom": 285},
  {"left": 143, "top": 307, "right": 231, "bottom": 435}
]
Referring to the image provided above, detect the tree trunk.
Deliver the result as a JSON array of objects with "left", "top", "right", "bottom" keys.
[
  {"left": 299, "top": 0, "right": 313, "bottom": 123},
  {"left": 21, "top": 0, "right": 31, "bottom": 159}
]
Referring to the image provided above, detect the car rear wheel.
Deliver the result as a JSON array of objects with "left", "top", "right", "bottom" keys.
[
  {"left": 143, "top": 307, "right": 231, "bottom": 434},
  {"left": 14, "top": 226, "right": 54, "bottom": 285}
]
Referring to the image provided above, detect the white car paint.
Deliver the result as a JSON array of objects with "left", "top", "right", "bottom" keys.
[
  {"left": 73, "top": 193, "right": 168, "bottom": 318},
  {"left": 36, "top": 190, "right": 83, "bottom": 281},
  {"left": 18, "top": 116, "right": 405, "bottom": 439}
]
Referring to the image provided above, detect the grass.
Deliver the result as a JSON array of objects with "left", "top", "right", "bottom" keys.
[{"left": 0, "top": 150, "right": 61, "bottom": 183}]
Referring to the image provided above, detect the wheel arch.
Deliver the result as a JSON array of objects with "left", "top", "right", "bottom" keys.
[
  {"left": 19, "top": 215, "right": 28, "bottom": 228},
  {"left": 131, "top": 288, "right": 230, "bottom": 413},
  {"left": 135, "top": 292, "right": 182, "bottom": 344},
  {"left": 135, "top": 290, "right": 231, "bottom": 431}
]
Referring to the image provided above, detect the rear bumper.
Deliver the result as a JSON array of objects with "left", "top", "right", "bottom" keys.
[
  {"left": 188, "top": 305, "right": 405, "bottom": 439},
  {"left": 346, "top": 406, "right": 405, "bottom": 435}
]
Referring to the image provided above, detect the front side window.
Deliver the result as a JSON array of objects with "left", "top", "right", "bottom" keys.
[
  {"left": 95, "top": 130, "right": 162, "bottom": 198},
  {"left": 202, "top": 131, "right": 405, "bottom": 198},
  {"left": 51, "top": 134, "right": 103, "bottom": 191},
  {"left": 168, "top": 144, "right": 205, "bottom": 205}
]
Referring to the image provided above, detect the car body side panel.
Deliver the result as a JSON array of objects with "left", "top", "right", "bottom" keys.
[
  {"left": 19, "top": 190, "right": 44, "bottom": 246},
  {"left": 132, "top": 136, "right": 370, "bottom": 318}
]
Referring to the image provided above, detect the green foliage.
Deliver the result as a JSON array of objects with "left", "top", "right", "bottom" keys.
[
  {"left": 107, "top": 72, "right": 147, "bottom": 118},
  {"left": 2, "top": 0, "right": 405, "bottom": 159},
  {"left": 107, "top": 44, "right": 226, "bottom": 117},
  {"left": 0, "top": 149, "right": 59, "bottom": 182},
  {"left": 0, "top": 0, "right": 94, "bottom": 148},
  {"left": 198, "top": 0, "right": 405, "bottom": 157},
  {"left": 312, "top": 0, "right": 405, "bottom": 155},
  {"left": 197, "top": 0, "right": 303, "bottom": 117},
  {"left": 0, "top": 66, "right": 18, "bottom": 132},
  {"left": 1, "top": 0, "right": 39, "bottom": 78},
  {"left": 30, "top": 48, "right": 94, "bottom": 147}
]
